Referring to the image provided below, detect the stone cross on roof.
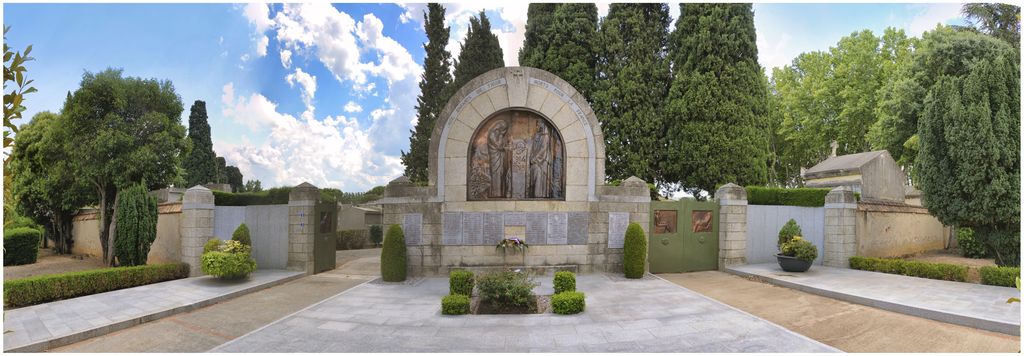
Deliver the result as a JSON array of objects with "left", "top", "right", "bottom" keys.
[{"left": 829, "top": 140, "right": 838, "bottom": 158}]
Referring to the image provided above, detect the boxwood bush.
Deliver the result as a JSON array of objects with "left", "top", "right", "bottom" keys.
[
  {"left": 551, "top": 291, "right": 585, "bottom": 315},
  {"left": 849, "top": 256, "right": 967, "bottom": 282},
  {"left": 441, "top": 294, "right": 470, "bottom": 315},
  {"left": 4, "top": 227, "right": 41, "bottom": 266},
  {"left": 553, "top": 271, "right": 576, "bottom": 294},
  {"left": 623, "top": 223, "right": 647, "bottom": 279},
  {"left": 381, "top": 224, "right": 407, "bottom": 282},
  {"left": 449, "top": 269, "right": 475, "bottom": 296},
  {"left": 232, "top": 223, "right": 252, "bottom": 246},
  {"left": 980, "top": 266, "right": 1021, "bottom": 287},
  {"left": 4, "top": 263, "right": 190, "bottom": 308}
]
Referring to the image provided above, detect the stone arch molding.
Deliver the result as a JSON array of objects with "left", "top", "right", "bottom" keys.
[{"left": 428, "top": 67, "right": 605, "bottom": 202}]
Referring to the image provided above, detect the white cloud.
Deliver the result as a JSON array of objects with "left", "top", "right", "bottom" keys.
[
  {"left": 398, "top": 4, "right": 527, "bottom": 67},
  {"left": 273, "top": 3, "right": 368, "bottom": 84},
  {"left": 344, "top": 101, "right": 363, "bottom": 113},
  {"left": 757, "top": 31, "right": 794, "bottom": 75},
  {"left": 285, "top": 67, "right": 317, "bottom": 110},
  {"left": 280, "top": 49, "right": 292, "bottom": 68},
  {"left": 244, "top": 3, "right": 274, "bottom": 57},
  {"left": 256, "top": 35, "right": 269, "bottom": 57},
  {"left": 357, "top": 13, "right": 422, "bottom": 82},
  {"left": 907, "top": 3, "right": 963, "bottom": 36}
]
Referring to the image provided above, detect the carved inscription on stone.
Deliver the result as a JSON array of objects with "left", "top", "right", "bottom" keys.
[
  {"left": 462, "top": 212, "right": 483, "bottom": 245},
  {"left": 504, "top": 212, "right": 525, "bottom": 227},
  {"left": 483, "top": 212, "right": 504, "bottom": 245},
  {"left": 443, "top": 212, "right": 462, "bottom": 245},
  {"left": 607, "top": 212, "right": 630, "bottom": 249},
  {"left": 567, "top": 212, "right": 590, "bottom": 245},
  {"left": 525, "top": 212, "right": 547, "bottom": 245},
  {"left": 547, "top": 212, "right": 568, "bottom": 244},
  {"left": 467, "top": 110, "right": 564, "bottom": 200},
  {"left": 403, "top": 213, "right": 422, "bottom": 245}
]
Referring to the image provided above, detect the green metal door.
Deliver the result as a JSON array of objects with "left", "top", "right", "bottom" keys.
[
  {"left": 313, "top": 201, "right": 337, "bottom": 274},
  {"left": 648, "top": 199, "right": 719, "bottom": 273}
]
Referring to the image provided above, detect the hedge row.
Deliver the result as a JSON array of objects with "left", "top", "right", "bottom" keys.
[
  {"left": 849, "top": 256, "right": 967, "bottom": 282},
  {"left": 980, "top": 266, "right": 1020, "bottom": 287},
  {"left": 212, "top": 187, "right": 293, "bottom": 206},
  {"left": 746, "top": 186, "right": 831, "bottom": 207},
  {"left": 4, "top": 227, "right": 42, "bottom": 266},
  {"left": 4, "top": 263, "right": 191, "bottom": 308}
]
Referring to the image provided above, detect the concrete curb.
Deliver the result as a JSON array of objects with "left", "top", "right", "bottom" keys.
[
  {"left": 725, "top": 267, "right": 1021, "bottom": 336},
  {"left": 5, "top": 271, "right": 305, "bottom": 352}
]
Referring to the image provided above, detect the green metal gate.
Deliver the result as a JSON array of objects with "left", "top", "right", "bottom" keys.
[
  {"left": 648, "top": 199, "right": 719, "bottom": 273},
  {"left": 313, "top": 200, "right": 337, "bottom": 274}
]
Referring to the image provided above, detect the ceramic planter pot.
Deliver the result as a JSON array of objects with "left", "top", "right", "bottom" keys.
[{"left": 776, "top": 254, "right": 812, "bottom": 272}]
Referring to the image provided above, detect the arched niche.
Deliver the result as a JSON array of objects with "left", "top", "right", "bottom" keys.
[{"left": 467, "top": 109, "right": 565, "bottom": 201}]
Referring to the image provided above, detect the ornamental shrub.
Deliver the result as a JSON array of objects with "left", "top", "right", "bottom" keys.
[
  {"left": 381, "top": 224, "right": 408, "bottom": 282},
  {"left": 780, "top": 237, "right": 817, "bottom": 262},
  {"left": 231, "top": 223, "right": 252, "bottom": 246},
  {"left": 956, "top": 227, "right": 989, "bottom": 258},
  {"left": 623, "top": 223, "right": 647, "bottom": 279},
  {"left": 441, "top": 294, "right": 470, "bottom": 315},
  {"left": 980, "top": 266, "right": 1021, "bottom": 287},
  {"left": 203, "top": 238, "right": 222, "bottom": 253},
  {"left": 553, "top": 271, "right": 576, "bottom": 294},
  {"left": 449, "top": 269, "right": 475, "bottom": 296},
  {"left": 4, "top": 263, "right": 189, "bottom": 308},
  {"left": 4, "top": 216, "right": 40, "bottom": 230},
  {"left": 476, "top": 271, "right": 537, "bottom": 309},
  {"left": 849, "top": 256, "right": 967, "bottom": 282},
  {"left": 114, "top": 182, "right": 159, "bottom": 266},
  {"left": 777, "top": 219, "right": 803, "bottom": 248},
  {"left": 369, "top": 225, "right": 383, "bottom": 247},
  {"left": 551, "top": 291, "right": 586, "bottom": 315},
  {"left": 3, "top": 227, "right": 41, "bottom": 266},
  {"left": 201, "top": 251, "right": 256, "bottom": 279},
  {"left": 746, "top": 186, "right": 832, "bottom": 207}
]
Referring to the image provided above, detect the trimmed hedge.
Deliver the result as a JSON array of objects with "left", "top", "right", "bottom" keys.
[
  {"left": 4, "top": 227, "right": 41, "bottom": 266},
  {"left": 212, "top": 187, "right": 293, "bottom": 206},
  {"left": 441, "top": 294, "right": 470, "bottom": 315},
  {"left": 381, "top": 224, "right": 408, "bottom": 282},
  {"left": 980, "top": 266, "right": 1021, "bottom": 287},
  {"left": 623, "top": 223, "right": 647, "bottom": 279},
  {"left": 553, "top": 271, "right": 576, "bottom": 294},
  {"left": 849, "top": 256, "right": 967, "bottom": 282},
  {"left": 4, "top": 263, "right": 190, "bottom": 308},
  {"left": 450, "top": 269, "right": 475, "bottom": 296},
  {"left": 746, "top": 186, "right": 831, "bottom": 207},
  {"left": 552, "top": 291, "right": 586, "bottom": 315}
]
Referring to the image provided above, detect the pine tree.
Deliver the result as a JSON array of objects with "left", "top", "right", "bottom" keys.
[
  {"left": 518, "top": 4, "right": 558, "bottom": 68},
  {"left": 594, "top": 4, "right": 671, "bottom": 185},
  {"left": 401, "top": 3, "right": 452, "bottom": 183},
  {"left": 520, "top": 4, "right": 598, "bottom": 100},
  {"left": 182, "top": 100, "right": 218, "bottom": 187},
  {"left": 449, "top": 11, "right": 504, "bottom": 97},
  {"left": 663, "top": 4, "right": 770, "bottom": 196}
]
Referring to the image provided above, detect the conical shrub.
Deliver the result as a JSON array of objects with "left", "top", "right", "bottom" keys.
[
  {"left": 381, "top": 224, "right": 408, "bottom": 281},
  {"left": 232, "top": 223, "right": 252, "bottom": 246},
  {"left": 623, "top": 222, "right": 647, "bottom": 278}
]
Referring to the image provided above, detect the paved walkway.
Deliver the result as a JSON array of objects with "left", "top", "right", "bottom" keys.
[
  {"left": 214, "top": 274, "right": 838, "bottom": 352},
  {"left": 3, "top": 269, "right": 303, "bottom": 352},
  {"left": 727, "top": 263, "right": 1021, "bottom": 335}
]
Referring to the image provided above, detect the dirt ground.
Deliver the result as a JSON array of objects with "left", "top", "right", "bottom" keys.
[
  {"left": 904, "top": 249, "right": 997, "bottom": 283},
  {"left": 660, "top": 271, "right": 1019, "bottom": 353},
  {"left": 3, "top": 250, "right": 106, "bottom": 281}
]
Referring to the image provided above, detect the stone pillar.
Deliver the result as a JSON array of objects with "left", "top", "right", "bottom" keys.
[
  {"left": 180, "top": 186, "right": 215, "bottom": 276},
  {"left": 288, "top": 182, "right": 319, "bottom": 274},
  {"left": 824, "top": 186, "right": 858, "bottom": 268},
  {"left": 716, "top": 183, "right": 747, "bottom": 269}
]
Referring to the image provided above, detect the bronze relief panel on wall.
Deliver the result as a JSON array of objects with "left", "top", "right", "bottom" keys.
[{"left": 468, "top": 110, "right": 564, "bottom": 200}]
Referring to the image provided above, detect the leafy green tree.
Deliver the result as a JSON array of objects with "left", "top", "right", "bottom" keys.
[
  {"left": 522, "top": 4, "right": 598, "bottom": 100},
  {"left": 61, "top": 69, "right": 188, "bottom": 265},
  {"left": 915, "top": 28, "right": 1019, "bottom": 266},
  {"left": 401, "top": 3, "right": 452, "bottom": 184},
  {"left": 242, "top": 179, "right": 262, "bottom": 192},
  {"left": 182, "top": 100, "right": 218, "bottom": 187},
  {"left": 113, "top": 182, "right": 158, "bottom": 266},
  {"left": 593, "top": 4, "right": 671, "bottom": 185},
  {"left": 3, "top": 26, "right": 36, "bottom": 160},
  {"left": 663, "top": 4, "right": 769, "bottom": 196},
  {"left": 449, "top": 11, "right": 503, "bottom": 97},
  {"left": 961, "top": 3, "right": 1020, "bottom": 45},
  {"left": 224, "top": 165, "right": 243, "bottom": 192},
  {"left": 868, "top": 29, "right": 923, "bottom": 179},
  {"left": 518, "top": 3, "right": 557, "bottom": 67}
]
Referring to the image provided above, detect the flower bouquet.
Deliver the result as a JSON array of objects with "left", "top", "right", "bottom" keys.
[{"left": 496, "top": 237, "right": 529, "bottom": 256}]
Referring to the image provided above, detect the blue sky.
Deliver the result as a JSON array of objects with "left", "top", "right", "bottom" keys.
[{"left": 3, "top": 3, "right": 968, "bottom": 192}]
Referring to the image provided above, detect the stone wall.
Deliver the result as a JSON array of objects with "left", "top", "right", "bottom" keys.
[
  {"left": 855, "top": 202, "right": 950, "bottom": 258},
  {"left": 71, "top": 203, "right": 182, "bottom": 265}
]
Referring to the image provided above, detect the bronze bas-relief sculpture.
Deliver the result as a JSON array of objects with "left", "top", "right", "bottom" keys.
[{"left": 468, "top": 110, "right": 564, "bottom": 200}]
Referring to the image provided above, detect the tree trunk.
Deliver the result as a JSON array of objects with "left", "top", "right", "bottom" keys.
[
  {"left": 108, "top": 191, "right": 120, "bottom": 267},
  {"left": 97, "top": 185, "right": 117, "bottom": 265}
]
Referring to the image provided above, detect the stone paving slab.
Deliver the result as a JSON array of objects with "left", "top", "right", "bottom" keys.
[
  {"left": 213, "top": 273, "right": 838, "bottom": 352},
  {"left": 3, "top": 269, "right": 303, "bottom": 352},
  {"left": 727, "top": 263, "right": 1021, "bottom": 335}
]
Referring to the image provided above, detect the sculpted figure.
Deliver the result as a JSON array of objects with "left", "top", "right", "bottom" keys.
[
  {"left": 487, "top": 121, "right": 509, "bottom": 198},
  {"left": 530, "top": 124, "right": 551, "bottom": 198}
]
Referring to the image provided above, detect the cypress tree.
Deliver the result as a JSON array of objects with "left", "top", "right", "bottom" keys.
[
  {"left": 401, "top": 3, "right": 452, "bottom": 183},
  {"left": 663, "top": 4, "right": 770, "bottom": 196},
  {"left": 182, "top": 100, "right": 218, "bottom": 187},
  {"left": 520, "top": 4, "right": 599, "bottom": 100},
  {"left": 594, "top": 4, "right": 671, "bottom": 185},
  {"left": 449, "top": 11, "right": 504, "bottom": 97},
  {"left": 215, "top": 156, "right": 227, "bottom": 184},
  {"left": 113, "top": 182, "right": 158, "bottom": 266},
  {"left": 224, "top": 165, "right": 243, "bottom": 192},
  {"left": 518, "top": 3, "right": 557, "bottom": 67}
]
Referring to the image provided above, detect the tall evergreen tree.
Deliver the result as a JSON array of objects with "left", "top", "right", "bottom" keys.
[
  {"left": 224, "top": 165, "right": 243, "bottom": 191},
  {"left": 214, "top": 156, "right": 227, "bottom": 184},
  {"left": 663, "top": 4, "right": 770, "bottom": 197},
  {"left": 182, "top": 100, "right": 218, "bottom": 186},
  {"left": 401, "top": 3, "right": 452, "bottom": 183},
  {"left": 518, "top": 4, "right": 558, "bottom": 67},
  {"left": 593, "top": 4, "right": 671, "bottom": 185},
  {"left": 520, "top": 4, "right": 599, "bottom": 100},
  {"left": 449, "top": 11, "right": 504, "bottom": 97}
]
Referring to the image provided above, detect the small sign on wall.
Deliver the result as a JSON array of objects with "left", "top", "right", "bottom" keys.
[
  {"left": 403, "top": 213, "right": 422, "bottom": 245},
  {"left": 607, "top": 212, "right": 630, "bottom": 248}
]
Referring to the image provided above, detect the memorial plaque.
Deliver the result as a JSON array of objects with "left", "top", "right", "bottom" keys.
[
  {"left": 467, "top": 110, "right": 565, "bottom": 200},
  {"left": 654, "top": 210, "right": 677, "bottom": 234},
  {"left": 525, "top": 212, "right": 548, "bottom": 245},
  {"left": 504, "top": 212, "right": 526, "bottom": 227},
  {"left": 483, "top": 212, "right": 504, "bottom": 245},
  {"left": 567, "top": 212, "right": 590, "bottom": 245},
  {"left": 547, "top": 212, "right": 568, "bottom": 245},
  {"left": 692, "top": 210, "right": 713, "bottom": 233},
  {"left": 462, "top": 212, "right": 483, "bottom": 245},
  {"left": 607, "top": 212, "right": 630, "bottom": 249},
  {"left": 443, "top": 212, "right": 463, "bottom": 245},
  {"left": 403, "top": 213, "right": 422, "bottom": 245}
]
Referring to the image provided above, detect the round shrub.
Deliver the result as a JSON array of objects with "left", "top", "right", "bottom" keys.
[
  {"left": 551, "top": 291, "right": 586, "bottom": 315},
  {"left": 381, "top": 224, "right": 408, "bottom": 282},
  {"left": 553, "top": 271, "right": 576, "bottom": 294},
  {"left": 476, "top": 271, "right": 537, "bottom": 309},
  {"left": 201, "top": 251, "right": 256, "bottom": 279},
  {"left": 623, "top": 223, "right": 647, "bottom": 279},
  {"left": 780, "top": 237, "right": 817, "bottom": 262},
  {"left": 449, "top": 269, "right": 474, "bottom": 296},
  {"left": 778, "top": 219, "right": 802, "bottom": 248},
  {"left": 956, "top": 227, "right": 988, "bottom": 258},
  {"left": 203, "top": 238, "right": 222, "bottom": 254},
  {"left": 3, "top": 227, "right": 41, "bottom": 266},
  {"left": 232, "top": 223, "right": 252, "bottom": 246},
  {"left": 441, "top": 294, "right": 470, "bottom": 315}
]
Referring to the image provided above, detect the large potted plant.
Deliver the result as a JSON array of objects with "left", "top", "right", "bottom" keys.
[{"left": 775, "top": 219, "right": 817, "bottom": 272}]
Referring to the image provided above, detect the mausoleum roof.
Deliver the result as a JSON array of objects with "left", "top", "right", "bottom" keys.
[{"left": 803, "top": 150, "right": 887, "bottom": 179}]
